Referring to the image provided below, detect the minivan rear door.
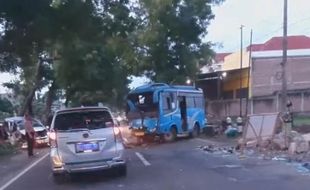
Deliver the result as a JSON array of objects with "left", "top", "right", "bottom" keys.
[{"left": 53, "top": 109, "right": 118, "bottom": 164}]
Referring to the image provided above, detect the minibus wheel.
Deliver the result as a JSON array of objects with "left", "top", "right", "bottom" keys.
[
  {"left": 191, "top": 123, "right": 200, "bottom": 138},
  {"left": 163, "top": 127, "right": 177, "bottom": 142}
]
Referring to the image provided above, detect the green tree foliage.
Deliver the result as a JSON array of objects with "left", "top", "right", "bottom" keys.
[
  {"left": 0, "top": 0, "right": 53, "bottom": 66},
  {"left": 0, "top": 0, "right": 221, "bottom": 113},
  {"left": 136, "top": 0, "right": 217, "bottom": 84},
  {"left": 54, "top": 0, "right": 137, "bottom": 107},
  {"left": 0, "top": 0, "right": 137, "bottom": 111},
  {"left": 0, "top": 0, "right": 60, "bottom": 114},
  {"left": 0, "top": 97, "right": 13, "bottom": 114}
]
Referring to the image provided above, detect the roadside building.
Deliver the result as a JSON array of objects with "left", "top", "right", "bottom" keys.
[{"left": 197, "top": 35, "right": 310, "bottom": 118}]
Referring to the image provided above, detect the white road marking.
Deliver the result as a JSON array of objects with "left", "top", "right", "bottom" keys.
[
  {"left": 135, "top": 152, "right": 151, "bottom": 166},
  {"left": 0, "top": 152, "right": 49, "bottom": 190},
  {"left": 212, "top": 164, "right": 241, "bottom": 169}
]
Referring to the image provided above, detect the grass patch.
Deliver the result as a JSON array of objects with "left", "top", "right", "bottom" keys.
[
  {"left": 293, "top": 116, "right": 310, "bottom": 127},
  {"left": 0, "top": 143, "right": 18, "bottom": 156},
  {"left": 292, "top": 115, "right": 310, "bottom": 133}
]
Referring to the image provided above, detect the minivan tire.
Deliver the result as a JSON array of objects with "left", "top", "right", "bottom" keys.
[
  {"left": 117, "top": 164, "right": 127, "bottom": 177},
  {"left": 53, "top": 173, "right": 66, "bottom": 184}
]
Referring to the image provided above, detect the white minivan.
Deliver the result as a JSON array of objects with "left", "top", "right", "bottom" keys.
[{"left": 49, "top": 107, "right": 126, "bottom": 181}]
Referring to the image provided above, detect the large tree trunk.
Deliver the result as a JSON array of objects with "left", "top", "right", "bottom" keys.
[
  {"left": 20, "top": 60, "right": 44, "bottom": 116},
  {"left": 21, "top": 89, "right": 36, "bottom": 116},
  {"left": 64, "top": 89, "right": 72, "bottom": 108},
  {"left": 43, "top": 81, "right": 56, "bottom": 126}
]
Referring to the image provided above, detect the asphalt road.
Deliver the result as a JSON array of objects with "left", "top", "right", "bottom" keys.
[{"left": 2, "top": 138, "right": 310, "bottom": 190}]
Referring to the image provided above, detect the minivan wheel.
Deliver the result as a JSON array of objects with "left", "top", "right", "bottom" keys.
[
  {"left": 52, "top": 173, "right": 66, "bottom": 184},
  {"left": 163, "top": 127, "right": 177, "bottom": 142},
  {"left": 117, "top": 165, "right": 127, "bottom": 177}
]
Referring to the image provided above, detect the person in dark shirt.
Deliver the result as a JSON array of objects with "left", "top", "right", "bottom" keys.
[{"left": 24, "top": 113, "right": 35, "bottom": 157}]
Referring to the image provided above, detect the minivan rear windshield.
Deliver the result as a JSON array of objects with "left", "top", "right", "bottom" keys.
[{"left": 54, "top": 110, "right": 113, "bottom": 131}]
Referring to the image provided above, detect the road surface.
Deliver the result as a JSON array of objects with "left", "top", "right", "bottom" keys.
[{"left": 2, "top": 138, "right": 310, "bottom": 190}]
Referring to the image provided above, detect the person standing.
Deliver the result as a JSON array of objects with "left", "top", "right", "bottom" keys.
[
  {"left": 24, "top": 113, "right": 35, "bottom": 157},
  {"left": 0, "top": 122, "right": 5, "bottom": 141}
]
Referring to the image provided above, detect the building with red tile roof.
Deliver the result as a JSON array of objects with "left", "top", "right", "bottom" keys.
[
  {"left": 197, "top": 35, "right": 310, "bottom": 117},
  {"left": 248, "top": 35, "right": 310, "bottom": 51}
]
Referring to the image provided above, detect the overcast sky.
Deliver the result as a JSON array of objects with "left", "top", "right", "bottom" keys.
[
  {"left": 1, "top": 0, "right": 310, "bottom": 92},
  {"left": 206, "top": 0, "right": 310, "bottom": 53}
]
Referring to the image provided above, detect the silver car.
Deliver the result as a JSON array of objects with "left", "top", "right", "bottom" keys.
[
  {"left": 49, "top": 107, "right": 126, "bottom": 181},
  {"left": 4, "top": 117, "right": 49, "bottom": 147}
]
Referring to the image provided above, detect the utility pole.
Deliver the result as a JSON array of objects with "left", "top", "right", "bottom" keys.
[
  {"left": 245, "top": 29, "right": 253, "bottom": 117},
  {"left": 281, "top": 0, "right": 288, "bottom": 112},
  {"left": 239, "top": 25, "right": 244, "bottom": 117},
  {"left": 282, "top": 0, "right": 290, "bottom": 149}
]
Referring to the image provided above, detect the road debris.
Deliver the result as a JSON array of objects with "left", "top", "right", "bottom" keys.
[
  {"left": 271, "top": 156, "right": 287, "bottom": 161},
  {"left": 198, "top": 134, "right": 310, "bottom": 175},
  {"left": 227, "top": 177, "right": 238, "bottom": 182},
  {"left": 199, "top": 145, "right": 236, "bottom": 156},
  {"left": 117, "top": 184, "right": 124, "bottom": 188}
]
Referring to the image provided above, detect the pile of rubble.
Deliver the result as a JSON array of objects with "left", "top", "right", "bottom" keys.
[
  {"left": 198, "top": 129, "right": 310, "bottom": 175},
  {"left": 237, "top": 113, "right": 310, "bottom": 163},
  {"left": 198, "top": 142, "right": 310, "bottom": 175},
  {"left": 272, "top": 131, "right": 310, "bottom": 154}
]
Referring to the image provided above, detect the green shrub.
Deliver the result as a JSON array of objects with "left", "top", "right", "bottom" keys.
[{"left": 0, "top": 143, "right": 18, "bottom": 156}]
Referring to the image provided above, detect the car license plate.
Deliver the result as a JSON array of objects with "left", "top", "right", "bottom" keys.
[
  {"left": 135, "top": 132, "right": 145, "bottom": 137},
  {"left": 76, "top": 142, "right": 99, "bottom": 153}
]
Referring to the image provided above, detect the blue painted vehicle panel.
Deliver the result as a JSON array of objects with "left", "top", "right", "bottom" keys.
[{"left": 126, "top": 83, "right": 206, "bottom": 137}]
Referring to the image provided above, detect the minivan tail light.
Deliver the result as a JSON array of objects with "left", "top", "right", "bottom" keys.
[
  {"left": 113, "top": 126, "right": 123, "bottom": 142},
  {"left": 49, "top": 130, "right": 57, "bottom": 148}
]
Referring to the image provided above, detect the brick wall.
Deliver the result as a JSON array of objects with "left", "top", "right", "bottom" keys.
[
  {"left": 207, "top": 92, "right": 310, "bottom": 119},
  {"left": 252, "top": 56, "right": 310, "bottom": 97},
  {"left": 205, "top": 56, "right": 310, "bottom": 118}
]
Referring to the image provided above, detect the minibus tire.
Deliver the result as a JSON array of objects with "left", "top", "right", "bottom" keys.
[
  {"left": 164, "top": 127, "right": 177, "bottom": 142},
  {"left": 191, "top": 124, "right": 200, "bottom": 138}
]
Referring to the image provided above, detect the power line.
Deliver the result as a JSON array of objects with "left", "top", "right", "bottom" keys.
[
  {"left": 217, "top": 16, "right": 310, "bottom": 53},
  {"left": 288, "top": 16, "right": 310, "bottom": 27},
  {"left": 253, "top": 16, "right": 310, "bottom": 43}
]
